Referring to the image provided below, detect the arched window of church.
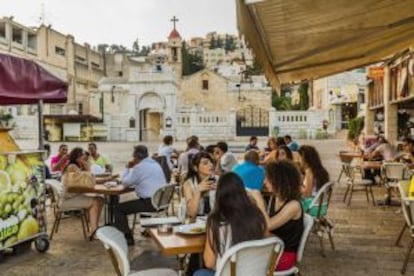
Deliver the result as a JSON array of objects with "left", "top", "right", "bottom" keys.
[
  {"left": 172, "top": 47, "right": 177, "bottom": 62},
  {"left": 129, "top": 117, "right": 136, "bottom": 128}
]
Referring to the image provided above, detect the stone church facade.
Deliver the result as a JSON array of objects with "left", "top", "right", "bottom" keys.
[{"left": 97, "top": 27, "right": 272, "bottom": 142}]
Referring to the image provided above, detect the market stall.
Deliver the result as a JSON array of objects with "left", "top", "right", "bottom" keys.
[{"left": 0, "top": 53, "right": 67, "bottom": 257}]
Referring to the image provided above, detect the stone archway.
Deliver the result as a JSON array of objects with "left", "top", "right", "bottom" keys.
[{"left": 138, "top": 92, "right": 165, "bottom": 141}]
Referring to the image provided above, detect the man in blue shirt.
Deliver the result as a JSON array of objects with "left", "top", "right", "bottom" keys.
[
  {"left": 114, "top": 145, "right": 166, "bottom": 245},
  {"left": 232, "top": 150, "right": 265, "bottom": 190},
  {"left": 284, "top": 135, "right": 299, "bottom": 152}
]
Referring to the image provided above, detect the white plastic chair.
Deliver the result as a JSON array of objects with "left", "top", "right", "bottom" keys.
[
  {"left": 397, "top": 181, "right": 414, "bottom": 274},
  {"left": 96, "top": 226, "right": 177, "bottom": 276},
  {"left": 131, "top": 184, "right": 176, "bottom": 232},
  {"left": 215, "top": 236, "right": 284, "bottom": 276},
  {"left": 306, "top": 181, "right": 335, "bottom": 257},
  {"left": 47, "top": 179, "right": 89, "bottom": 240},
  {"left": 382, "top": 162, "right": 407, "bottom": 205},
  {"left": 274, "top": 213, "right": 314, "bottom": 276}
]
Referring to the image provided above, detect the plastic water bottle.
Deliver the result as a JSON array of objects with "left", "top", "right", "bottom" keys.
[
  {"left": 209, "top": 190, "right": 216, "bottom": 211},
  {"left": 178, "top": 198, "right": 187, "bottom": 224}
]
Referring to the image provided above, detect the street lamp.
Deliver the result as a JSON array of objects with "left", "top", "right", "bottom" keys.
[
  {"left": 235, "top": 84, "right": 246, "bottom": 102},
  {"left": 236, "top": 70, "right": 252, "bottom": 102}
]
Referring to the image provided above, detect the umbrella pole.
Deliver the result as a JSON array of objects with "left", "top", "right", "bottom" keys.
[{"left": 38, "top": 100, "right": 44, "bottom": 150}]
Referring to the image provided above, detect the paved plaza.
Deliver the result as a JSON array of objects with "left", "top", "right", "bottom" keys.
[{"left": 0, "top": 138, "right": 412, "bottom": 275}]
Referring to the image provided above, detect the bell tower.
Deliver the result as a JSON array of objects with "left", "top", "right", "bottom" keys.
[{"left": 167, "top": 16, "right": 182, "bottom": 80}]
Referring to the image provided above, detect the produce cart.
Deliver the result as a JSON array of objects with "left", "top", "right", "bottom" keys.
[
  {"left": 0, "top": 53, "right": 67, "bottom": 258},
  {"left": 0, "top": 148, "right": 49, "bottom": 254}
]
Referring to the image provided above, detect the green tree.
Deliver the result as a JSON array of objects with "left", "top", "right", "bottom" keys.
[
  {"left": 97, "top": 44, "right": 109, "bottom": 53},
  {"left": 216, "top": 37, "right": 223, "bottom": 48},
  {"left": 209, "top": 36, "right": 216, "bottom": 49},
  {"left": 182, "top": 42, "right": 204, "bottom": 76},
  {"left": 246, "top": 57, "right": 263, "bottom": 75},
  {"left": 271, "top": 92, "right": 292, "bottom": 110},
  {"left": 224, "top": 35, "right": 235, "bottom": 52},
  {"left": 132, "top": 39, "right": 140, "bottom": 53},
  {"left": 298, "top": 82, "right": 309, "bottom": 110}
]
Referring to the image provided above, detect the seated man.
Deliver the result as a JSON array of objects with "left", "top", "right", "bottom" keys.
[
  {"left": 214, "top": 141, "right": 238, "bottom": 174},
  {"left": 87, "top": 142, "right": 112, "bottom": 172},
  {"left": 51, "top": 144, "right": 69, "bottom": 174},
  {"left": 245, "top": 136, "right": 259, "bottom": 151},
  {"left": 232, "top": 150, "right": 265, "bottom": 191},
  {"left": 114, "top": 145, "right": 166, "bottom": 245},
  {"left": 284, "top": 135, "right": 299, "bottom": 152}
]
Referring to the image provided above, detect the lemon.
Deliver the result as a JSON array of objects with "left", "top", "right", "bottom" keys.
[
  {"left": 0, "top": 156, "right": 7, "bottom": 170},
  {"left": 17, "top": 216, "right": 39, "bottom": 241},
  {"left": 0, "top": 170, "right": 11, "bottom": 193}
]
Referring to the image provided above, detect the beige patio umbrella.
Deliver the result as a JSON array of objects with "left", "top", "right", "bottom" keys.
[{"left": 236, "top": 0, "right": 414, "bottom": 89}]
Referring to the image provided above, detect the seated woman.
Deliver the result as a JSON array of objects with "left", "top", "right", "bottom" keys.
[
  {"left": 297, "top": 145, "right": 329, "bottom": 213},
  {"left": 182, "top": 151, "right": 217, "bottom": 219},
  {"left": 250, "top": 160, "right": 304, "bottom": 271},
  {"left": 277, "top": 145, "right": 293, "bottom": 161},
  {"left": 62, "top": 147, "right": 115, "bottom": 236},
  {"left": 194, "top": 172, "right": 266, "bottom": 276},
  {"left": 261, "top": 137, "right": 278, "bottom": 165}
]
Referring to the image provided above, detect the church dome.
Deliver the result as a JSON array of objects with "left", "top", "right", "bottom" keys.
[{"left": 168, "top": 29, "right": 181, "bottom": 39}]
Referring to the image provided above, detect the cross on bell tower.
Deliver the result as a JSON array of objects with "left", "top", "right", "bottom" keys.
[
  {"left": 170, "top": 16, "right": 179, "bottom": 30},
  {"left": 168, "top": 16, "right": 182, "bottom": 80}
]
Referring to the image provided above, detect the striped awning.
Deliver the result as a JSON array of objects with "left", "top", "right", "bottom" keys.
[{"left": 237, "top": 0, "right": 414, "bottom": 89}]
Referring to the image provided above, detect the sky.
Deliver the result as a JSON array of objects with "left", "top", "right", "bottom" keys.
[{"left": 2, "top": 0, "right": 238, "bottom": 48}]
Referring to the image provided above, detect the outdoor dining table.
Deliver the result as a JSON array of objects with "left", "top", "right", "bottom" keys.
[
  {"left": 147, "top": 226, "right": 205, "bottom": 274},
  {"left": 68, "top": 184, "right": 134, "bottom": 224},
  {"left": 359, "top": 160, "right": 383, "bottom": 170}
]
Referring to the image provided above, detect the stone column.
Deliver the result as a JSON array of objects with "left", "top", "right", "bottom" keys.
[
  {"left": 383, "top": 66, "right": 398, "bottom": 143},
  {"left": 229, "top": 108, "right": 236, "bottom": 140},
  {"left": 364, "top": 82, "right": 375, "bottom": 135},
  {"left": 268, "top": 107, "right": 277, "bottom": 136}
]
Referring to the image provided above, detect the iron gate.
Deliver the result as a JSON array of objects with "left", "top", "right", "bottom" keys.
[{"left": 236, "top": 106, "right": 269, "bottom": 136}]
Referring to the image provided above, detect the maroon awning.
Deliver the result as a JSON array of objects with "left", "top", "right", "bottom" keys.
[{"left": 0, "top": 53, "right": 67, "bottom": 105}]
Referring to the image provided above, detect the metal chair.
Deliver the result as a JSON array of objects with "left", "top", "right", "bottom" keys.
[
  {"left": 47, "top": 179, "right": 89, "bottom": 240},
  {"left": 131, "top": 184, "right": 176, "bottom": 232},
  {"left": 96, "top": 226, "right": 177, "bottom": 276},
  {"left": 397, "top": 180, "right": 414, "bottom": 274},
  {"left": 215, "top": 236, "right": 284, "bottom": 276},
  {"left": 337, "top": 151, "right": 356, "bottom": 183},
  {"left": 342, "top": 163, "right": 375, "bottom": 206},
  {"left": 274, "top": 213, "right": 314, "bottom": 276},
  {"left": 306, "top": 181, "right": 335, "bottom": 257}
]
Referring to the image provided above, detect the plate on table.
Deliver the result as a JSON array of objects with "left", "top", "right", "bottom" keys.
[
  {"left": 104, "top": 181, "right": 118, "bottom": 188},
  {"left": 176, "top": 223, "right": 206, "bottom": 235}
]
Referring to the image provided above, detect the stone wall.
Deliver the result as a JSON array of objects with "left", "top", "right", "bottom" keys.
[
  {"left": 175, "top": 110, "right": 235, "bottom": 141},
  {"left": 269, "top": 110, "right": 331, "bottom": 138},
  {"left": 10, "top": 115, "right": 38, "bottom": 140}
]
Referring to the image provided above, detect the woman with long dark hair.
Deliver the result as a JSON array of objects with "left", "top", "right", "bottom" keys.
[
  {"left": 62, "top": 147, "right": 113, "bottom": 236},
  {"left": 194, "top": 172, "right": 266, "bottom": 276},
  {"left": 297, "top": 145, "right": 329, "bottom": 214},
  {"left": 250, "top": 160, "right": 304, "bottom": 271},
  {"left": 297, "top": 145, "right": 329, "bottom": 197},
  {"left": 182, "top": 151, "right": 217, "bottom": 219}
]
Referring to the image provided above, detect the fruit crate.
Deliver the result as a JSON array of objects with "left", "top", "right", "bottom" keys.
[{"left": 0, "top": 151, "right": 49, "bottom": 258}]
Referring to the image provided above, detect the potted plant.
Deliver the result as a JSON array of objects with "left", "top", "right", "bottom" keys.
[{"left": 0, "top": 112, "right": 14, "bottom": 127}]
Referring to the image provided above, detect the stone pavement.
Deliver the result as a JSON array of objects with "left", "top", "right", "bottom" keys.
[{"left": 0, "top": 138, "right": 412, "bottom": 275}]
